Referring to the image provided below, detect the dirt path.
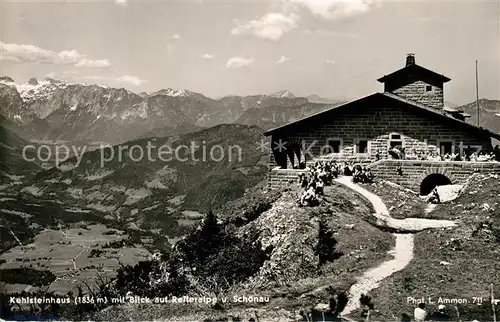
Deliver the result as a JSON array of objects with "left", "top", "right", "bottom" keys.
[
  {"left": 341, "top": 233, "right": 414, "bottom": 315},
  {"left": 333, "top": 176, "right": 457, "bottom": 317},
  {"left": 335, "top": 177, "right": 456, "bottom": 232},
  {"left": 424, "top": 203, "right": 437, "bottom": 214}
]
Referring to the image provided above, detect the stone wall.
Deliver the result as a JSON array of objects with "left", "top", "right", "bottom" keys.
[
  {"left": 369, "top": 159, "right": 500, "bottom": 192},
  {"left": 267, "top": 159, "right": 500, "bottom": 192},
  {"left": 268, "top": 168, "right": 304, "bottom": 189},
  {"left": 392, "top": 80, "right": 444, "bottom": 109},
  {"left": 270, "top": 96, "right": 491, "bottom": 167}
]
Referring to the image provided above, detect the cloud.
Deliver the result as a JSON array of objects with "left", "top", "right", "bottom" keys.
[
  {"left": 116, "top": 75, "right": 147, "bottom": 86},
  {"left": 326, "top": 59, "right": 336, "bottom": 65},
  {"left": 0, "top": 42, "right": 111, "bottom": 69},
  {"left": 226, "top": 57, "right": 255, "bottom": 68},
  {"left": 277, "top": 56, "right": 290, "bottom": 64},
  {"left": 115, "top": 0, "right": 127, "bottom": 7},
  {"left": 200, "top": 54, "right": 214, "bottom": 59},
  {"left": 230, "top": 13, "right": 299, "bottom": 41},
  {"left": 283, "top": 0, "right": 380, "bottom": 20},
  {"left": 85, "top": 75, "right": 147, "bottom": 86},
  {"left": 44, "top": 72, "right": 57, "bottom": 79},
  {"left": 75, "top": 58, "right": 111, "bottom": 68},
  {"left": 172, "top": 34, "right": 181, "bottom": 40},
  {"left": 43, "top": 70, "right": 81, "bottom": 82}
]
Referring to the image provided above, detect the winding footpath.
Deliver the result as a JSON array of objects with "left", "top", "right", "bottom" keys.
[{"left": 333, "top": 177, "right": 457, "bottom": 317}]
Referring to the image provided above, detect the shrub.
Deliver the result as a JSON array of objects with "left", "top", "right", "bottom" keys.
[
  {"left": 115, "top": 258, "right": 189, "bottom": 298},
  {"left": 176, "top": 210, "right": 270, "bottom": 290},
  {"left": 89, "top": 249, "right": 104, "bottom": 258}
]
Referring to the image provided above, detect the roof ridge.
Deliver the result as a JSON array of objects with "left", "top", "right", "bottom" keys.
[
  {"left": 264, "top": 92, "right": 500, "bottom": 140},
  {"left": 377, "top": 63, "right": 451, "bottom": 83}
]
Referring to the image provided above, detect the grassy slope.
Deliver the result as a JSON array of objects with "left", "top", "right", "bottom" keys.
[
  {"left": 0, "top": 116, "right": 41, "bottom": 179},
  {"left": 97, "top": 181, "right": 396, "bottom": 321},
  {"left": 367, "top": 173, "right": 500, "bottom": 321},
  {"left": 363, "top": 181, "right": 428, "bottom": 219}
]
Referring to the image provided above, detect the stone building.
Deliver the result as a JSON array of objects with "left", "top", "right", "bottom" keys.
[{"left": 264, "top": 54, "right": 500, "bottom": 191}]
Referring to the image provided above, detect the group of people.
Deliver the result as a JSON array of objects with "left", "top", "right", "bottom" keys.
[
  {"left": 385, "top": 145, "right": 500, "bottom": 162},
  {"left": 408, "top": 303, "right": 452, "bottom": 322},
  {"left": 419, "top": 150, "right": 498, "bottom": 162},
  {"left": 352, "top": 165, "right": 374, "bottom": 184},
  {"left": 297, "top": 160, "right": 374, "bottom": 206},
  {"left": 297, "top": 161, "right": 338, "bottom": 207},
  {"left": 425, "top": 187, "right": 441, "bottom": 204}
]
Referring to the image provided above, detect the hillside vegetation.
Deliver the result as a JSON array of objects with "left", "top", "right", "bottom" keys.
[
  {"left": 91, "top": 182, "right": 394, "bottom": 321},
  {"left": 0, "top": 115, "right": 41, "bottom": 180},
  {"left": 0, "top": 179, "right": 397, "bottom": 321}
]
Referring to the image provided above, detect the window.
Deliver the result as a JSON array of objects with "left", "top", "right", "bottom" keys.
[
  {"left": 438, "top": 140, "right": 454, "bottom": 155},
  {"left": 356, "top": 139, "right": 369, "bottom": 154},
  {"left": 389, "top": 133, "right": 403, "bottom": 149},
  {"left": 326, "top": 138, "right": 342, "bottom": 154},
  {"left": 425, "top": 85, "right": 432, "bottom": 92}
]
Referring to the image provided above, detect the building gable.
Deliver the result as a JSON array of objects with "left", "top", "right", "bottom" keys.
[{"left": 377, "top": 54, "right": 450, "bottom": 109}]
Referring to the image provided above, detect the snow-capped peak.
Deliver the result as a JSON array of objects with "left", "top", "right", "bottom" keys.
[
  {"left": 151, "top": 88, "right": 194, "bottom": 97},
  {"left": 269, "top": 90, "right": 296, "bottom": 99},
  {"left": 10, "top": 77, "right": 69, "bottom": 103},
  {"left": 0, "top": 76, "right": 15, "bottom": 84}
]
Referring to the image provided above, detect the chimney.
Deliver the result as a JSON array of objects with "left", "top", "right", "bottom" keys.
[{"left": 406, "top": 53, "right": 415, "bottom": 66}]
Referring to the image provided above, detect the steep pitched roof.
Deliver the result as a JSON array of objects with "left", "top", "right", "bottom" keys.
[
  {"left": 263, "top": 92, "right": 500, "bottom": 140},
  {"left": 377, "top": 63, "right": 451, "bottom": 83}
]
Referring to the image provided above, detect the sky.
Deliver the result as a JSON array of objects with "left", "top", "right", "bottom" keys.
[{"left": 0, "top": 0, "right": 499, "bottom": 105}]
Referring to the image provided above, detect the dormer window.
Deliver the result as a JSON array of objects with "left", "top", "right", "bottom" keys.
[{"left": 425, "top": 85, "right": 432, "bottom": 92}]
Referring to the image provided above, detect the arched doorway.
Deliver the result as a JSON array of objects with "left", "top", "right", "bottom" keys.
[{"left": 420, "top": 174, "right": 452, "bottom": 195}]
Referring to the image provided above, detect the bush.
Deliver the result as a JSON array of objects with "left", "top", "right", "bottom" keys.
[
  {"left": 115, "top": 258, "right": 189, "bottom": 298},
  {"left": 89, "top": 249, "right": 104, "bottom": 258},
  {"left": 176, "top": 210, "right": 270, "bottom": 290},
  {"left": 202, "top": 234, "right": 269, "bottom": 288}
]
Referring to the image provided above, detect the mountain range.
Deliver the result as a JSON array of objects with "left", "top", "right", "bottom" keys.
[
  {"left": 0, "top": 77, "right": 344, "bottom": 145},
  {"left": 461, "top": 99, "right": 500, "bottom": 140}
]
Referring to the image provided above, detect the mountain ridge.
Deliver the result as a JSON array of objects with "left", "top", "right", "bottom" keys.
[{"left": 0, "top": 77, "right": 337, "bottom": 144}]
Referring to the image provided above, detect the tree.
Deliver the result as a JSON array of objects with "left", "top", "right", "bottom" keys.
[
  {"left": 177, "top": 209, "right": 228, "bottom": 268},
  {"left": 314, "top": 219, "right": 342, "bottom": 265}
]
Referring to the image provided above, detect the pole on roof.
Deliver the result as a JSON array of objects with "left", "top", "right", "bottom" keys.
[{"left": 476, "top": 60, "right": 480, "bottom": 126}]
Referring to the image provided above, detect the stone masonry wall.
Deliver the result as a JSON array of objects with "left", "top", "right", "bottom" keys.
[
  {"left": 268, "top": 168, "right": 305, "bottom": 189},
  {"left": 267, "top": 159, "right": 500, "bottom": 191},
  {"left": 369, "top": 159, "right": 500, "bottom": 192},
  {"left": 392, "top": 80, "right": 444, "bottom": 109}
]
